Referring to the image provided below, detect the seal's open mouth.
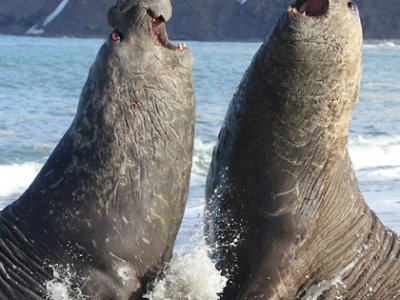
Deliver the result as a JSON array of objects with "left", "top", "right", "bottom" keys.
[
  {"left": 150, "top": 17, "right": 186, "bottom": 51},
  {"left": 289, "top": 0, "right": 329, "bottom": 16}
]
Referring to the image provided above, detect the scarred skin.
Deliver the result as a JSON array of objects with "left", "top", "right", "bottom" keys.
[
  {"left": 205, "top": 0, "right": 400, "bottom": 299},
  {"left": 0, "top": 1, "right": 194, "bottom": 299}
]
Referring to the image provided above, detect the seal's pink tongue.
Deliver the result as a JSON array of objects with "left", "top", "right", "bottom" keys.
[{"left": 299, "top": 0, "right": 328, "bottom": 16}]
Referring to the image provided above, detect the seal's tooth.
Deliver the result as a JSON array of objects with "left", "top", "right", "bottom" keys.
[{"left": 177, "top": 43, "right": 187, "bottom": 51}]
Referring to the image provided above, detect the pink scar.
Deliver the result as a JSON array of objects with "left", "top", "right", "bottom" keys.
[{"left": 132, "top": 98, "right": 143, "bottom": 106}]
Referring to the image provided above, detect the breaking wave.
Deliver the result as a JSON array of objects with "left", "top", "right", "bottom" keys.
[
  {"left": 364, "top": 41, "right": 400, "bottom": 48},
  {"left": 0, "top": 162, "right": 42, "bottom": 200},
  {"left": 349, "top": 135, "right": 400, "bottom": 171}
]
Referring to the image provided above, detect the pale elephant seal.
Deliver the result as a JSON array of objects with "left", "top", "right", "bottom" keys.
[
  {"left": 205, "top": 0, "right": 400, "bottom": 299},
  {"left": 0, "top": 0, "right": 194, "bottom": 299}
]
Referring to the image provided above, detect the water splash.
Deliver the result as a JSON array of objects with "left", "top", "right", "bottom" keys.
[
  {"left": 144, "top": 241, "right": 227, "bottom": 300},
  {"left": 45, "top": 264, "right": 85, "bottom": 300},
  {"left": 191, "top": 139, "right": 215, "bottom": 185}
]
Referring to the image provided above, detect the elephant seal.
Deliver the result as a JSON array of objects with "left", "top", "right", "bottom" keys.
[
  {"left": 0, "top": 0, "right": 194, "bottom": 299},
  {"left": 205, "top": 0, "right": 400, "bottom": 299}
]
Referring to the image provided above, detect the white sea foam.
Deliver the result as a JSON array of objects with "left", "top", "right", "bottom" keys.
[
  {"left": 194, "top": 138, "right": 216, "bottom": 155},
  {"left": 43, "top": 243, "right": 226, "bottom": 300},
  {"left": 45, "top": 264, "right": 85, "bottom": 300},
  {"left": 26, "top": 0, "right": 69, "bottom": 35},
  {"left": 360, "top": 166, "right": 400, "bottom": 181},
  {"left": 0, "top": 129, "right": 16, "bottom": 136},
  {"left": 144, "top": 241, "right": 227, "bottom": 300},
  {"left": 364, "top": 41, "right": 399, "bottom": 48},
  {"left": 0, "top": 162, "right": 42, "bottom": 199},
  {"left": 349, "top": 135, "right": 400, "bottom": 170},
  {"left": 190, "top": 139, "right": 215, "bottom": 185}
]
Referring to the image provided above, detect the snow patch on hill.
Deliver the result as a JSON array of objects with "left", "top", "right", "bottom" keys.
[{"left": 26, "top": 0, "right": 69, "bottom": 35}]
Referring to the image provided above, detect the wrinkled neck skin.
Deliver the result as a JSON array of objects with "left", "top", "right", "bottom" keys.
[
  {"left": 0, "top": 5, "right": 194, "bottom": 299},
  {"left": 243, "top": 8, "right": 362, "bottom": 156},
  {"left": 207, "top": 2, "right": 400, "bottom": 299},
  {"left": 231, "top": 6, "right": 364, "bottom": 224}
]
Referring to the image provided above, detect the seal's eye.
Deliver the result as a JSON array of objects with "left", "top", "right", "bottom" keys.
[
  {"left": 111, "top": 31, "right": 121, "bottom": 42},
  {"left": 347, "top": 1, "right": 357, "bottom": 10}
]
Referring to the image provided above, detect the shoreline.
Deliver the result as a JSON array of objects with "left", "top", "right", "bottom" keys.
[{"left": 0, "top": 33, "right": 399, "bottom": 45}]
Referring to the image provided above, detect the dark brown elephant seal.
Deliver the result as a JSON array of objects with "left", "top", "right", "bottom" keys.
[
  {"left": 205, "top": 0, "right": 400, "bottom": 299},
  {"left": 0, "top": 0, "right": 194, "bottom": 299}
]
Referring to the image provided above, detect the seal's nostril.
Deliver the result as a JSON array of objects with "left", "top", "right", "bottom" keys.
[
  {"left": 297, "top": 0, "right": 329, "bottom": 17},
  {"left": 347, "top": 1, "right": 357, "bottom": 10}
]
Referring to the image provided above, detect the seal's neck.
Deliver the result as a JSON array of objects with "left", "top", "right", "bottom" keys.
[{"left": 240, "top": 31, "right": 362, "bottom": 160}]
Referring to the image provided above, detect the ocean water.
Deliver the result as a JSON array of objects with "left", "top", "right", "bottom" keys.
[{"left": 0, "top": 35, "right": 400, "bottom": 298}]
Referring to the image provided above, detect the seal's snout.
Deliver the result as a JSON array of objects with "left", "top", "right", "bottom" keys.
[
  {"left": 108, "top": 0, "right": 187, "bottom": 52},
  {"left": 290, "top": 0, "right": 329, "bottom": 16},
  {"left": 146, "top": 0, "right": 172, "bottom": 23}
]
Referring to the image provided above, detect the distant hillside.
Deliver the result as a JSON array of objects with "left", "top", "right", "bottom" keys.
[
  {"left": 0, "top": 0, "right": 399, "bottom": 40},
  {"left": 168, "top": 0, "right": 400, "bottom": 41},
  {"left": 0, "top": 0, "right": 112, "bottom": 37}
]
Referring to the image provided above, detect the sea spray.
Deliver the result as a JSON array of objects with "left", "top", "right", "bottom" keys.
[
  {"left": 190, "top": 139, "right": 216, "bottom": 185},
  {"left": 144, "top": 241, "right": 227, "bottom": 300},
  {"left": 45, "top": 264, "right": 85, "bottom": 300}
]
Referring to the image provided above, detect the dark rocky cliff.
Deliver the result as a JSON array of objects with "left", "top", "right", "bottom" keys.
[
  {"left": 0, "top": 0, "right": 399, "bottom": 40},
  {"left": 0, "top": 0, "right": 113, "bottom": 37}
]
